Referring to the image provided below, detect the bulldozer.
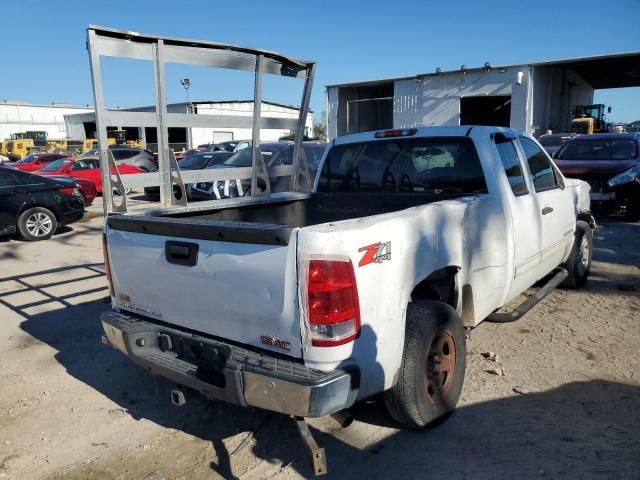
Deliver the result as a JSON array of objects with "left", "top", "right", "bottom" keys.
[
  {"left": 570, "top": 104, "right": 611, "bottom": 134},
  {"left": 82, "top": 129, "right": 142, "bottom": 151}
]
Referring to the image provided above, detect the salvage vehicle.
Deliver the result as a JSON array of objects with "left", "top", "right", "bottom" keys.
[
  {"left": 144, "top": 151, "right": 233, "bottom": 199},
  {"left": 188, "top": 142, "right": 327, "bottom": 200},
  {"left": 0, "top": 166, "right": 84, "bottom": 240},
  {"left": 90, "top": 26, "right": 594, "bottom": 475},
  {"left": 538, "top": 133, "right": 575, "bottom": 156},
  {"left": 9, "top": 152, "right": 69, "bottom": 172},
  {"left": 554, "top": 133, "right": 640, "bottom": 220},
  {"left": 80, "top": 147, "right": 157, "bottom": 172},
  {"left": 37, "top": 157, "right": 144, "bottom": 194}
]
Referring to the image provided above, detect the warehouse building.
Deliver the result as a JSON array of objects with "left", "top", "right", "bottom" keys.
[
  {"left": 326, "top": 51, "right": 640, "bottom": 139},
  {"left": 65, "top": 100, "right": 313, "bottom": 151},
  {"left": 0, "top": 100, "right": 92, "bottom": 141}
]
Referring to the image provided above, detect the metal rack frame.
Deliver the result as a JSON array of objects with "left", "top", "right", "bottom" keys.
[{"left": 87, "top": 25, "right": 316, "bottom": 215}]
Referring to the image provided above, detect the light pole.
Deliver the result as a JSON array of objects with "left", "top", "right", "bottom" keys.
[
  {"left": 180, "top": 78, "right": 191, "bottom": 149},
  {"left": 180, "top": 78, "right": 191, "bottom": 106}
]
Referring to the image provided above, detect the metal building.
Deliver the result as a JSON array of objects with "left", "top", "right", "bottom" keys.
[
  {"left": 327, "top": 51, "right": 640, "bottom": 139},
  {"left": 65, "top": 100, "right": 314, "bottom": 151},
  {"left": 0, "top": 100, "right": 92, "bottom": 140}
]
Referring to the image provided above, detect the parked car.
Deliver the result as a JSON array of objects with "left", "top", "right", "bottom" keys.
[
  {"left": 80, "top": 147, "right": 157, "bottom": 172},
  {"left": 554, "top": 133, "right": 640, "bottom": 220},
  {"left": 101, "top": 126, "right": 594, "bottom": 430},
  {"left": 10, "top": 153, "right": 70, "bottom": 172},
  {"left": 37, "top": 157, "right": 144, "bottom": 193},
  {"left": 0, "top": 166, "right": 84, "bottom": 241},
  {"left": 68, "top": 177, "right": 97, "bottom": 206},
  {"left": 188, "top": 142, "right": 327, "bottom": 200},
  {"left": 538, "top": 133, "right": 575, "bottom": 156},
  {"left": 143, "top": 151, "right": 233, "bottom": 198}
]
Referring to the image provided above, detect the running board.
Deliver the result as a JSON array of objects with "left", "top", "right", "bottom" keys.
[{"left": 487, "top": 268, "right": 568, "bottom": 323}]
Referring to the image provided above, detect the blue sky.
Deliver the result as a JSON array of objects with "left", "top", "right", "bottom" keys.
[{"left": 1, "top": 0, "right": 639, "bottom": 122}]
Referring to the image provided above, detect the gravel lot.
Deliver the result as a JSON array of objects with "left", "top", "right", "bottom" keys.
[{"left": 0, "top": 198, "right": 638, "bottom": 480}]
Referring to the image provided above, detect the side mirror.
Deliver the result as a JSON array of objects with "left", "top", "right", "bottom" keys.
[{"left": 607, "top": 107, "right": 612, "bottom": 114}]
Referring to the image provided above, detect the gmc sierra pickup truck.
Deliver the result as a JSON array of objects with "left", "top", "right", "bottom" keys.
[{"left": 101, "top": 126, "right": 594, "bottom": 431}]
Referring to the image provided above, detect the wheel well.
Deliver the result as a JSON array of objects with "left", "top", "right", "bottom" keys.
[
  {"left": 577, "top": 212, "right": 596, "bottom": 230},
  {"left": 410, "top": 267, "right": 459, "bottom": 308}
]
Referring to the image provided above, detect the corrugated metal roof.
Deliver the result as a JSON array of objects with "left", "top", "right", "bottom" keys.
[{"left": 326, "top": 51, "right": 640, "bottom": 89}]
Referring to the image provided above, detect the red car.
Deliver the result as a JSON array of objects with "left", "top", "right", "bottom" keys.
[
  {"left": 11, "top": 153, "right": 71, "bottom": 172},
  {"left": 37, "top": 157, "right": 143, "bottom": 193}
]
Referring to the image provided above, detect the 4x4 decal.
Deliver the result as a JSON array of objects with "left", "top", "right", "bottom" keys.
[{"left": 358, "top": 241, "right": 391, "bottom": 267}]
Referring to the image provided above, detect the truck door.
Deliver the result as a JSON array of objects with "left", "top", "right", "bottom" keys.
[
  {"left": 0, "top": 171, "right": 24, "bottom": 232},
  {"left": 492, "top": 133, "right": 542, "bottom": 296},
  {"left": 517, "top": 137, "right": 575, "bottom": 274}
]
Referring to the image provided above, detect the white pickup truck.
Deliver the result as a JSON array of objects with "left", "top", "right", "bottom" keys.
[{"left": 101, "top": 126, "right": 594, "bottom": 430}]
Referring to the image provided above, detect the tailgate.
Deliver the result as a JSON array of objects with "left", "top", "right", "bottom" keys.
[{"left": 105, "top": 215, "right": 303, "bottom": 358}]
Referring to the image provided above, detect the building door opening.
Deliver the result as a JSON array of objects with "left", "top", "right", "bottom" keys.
[{"left": 460, "top": 95, "right": 512, "bottom": 127}]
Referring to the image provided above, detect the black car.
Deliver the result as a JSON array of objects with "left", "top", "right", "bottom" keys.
[
  {"left": 0, "top": 166, "right": 85, "bottom": 241},
  {"left": 188, "top": 142, "right": 328, "bottom": 201},
  {"left": 143, "top": 151, "right": 233, "bottom": 198}
]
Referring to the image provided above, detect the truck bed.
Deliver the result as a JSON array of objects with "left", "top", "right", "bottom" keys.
[{"left": 109, "top": 192, "right": 470, "bottom": 244}]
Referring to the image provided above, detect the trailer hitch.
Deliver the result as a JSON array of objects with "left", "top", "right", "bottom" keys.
[{"left": 293, "top": 416, "right": 327, "bottom": 476}]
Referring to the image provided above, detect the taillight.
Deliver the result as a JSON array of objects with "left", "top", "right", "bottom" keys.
[
  {"left": 102, "top": 233, "right": 114, "bottom": 297},
  {"left": 307, "top": 259, "right": 360, "bottom": 347},
  {"left": 374, "top": 128, "right": 417, "bottom": 138},
  {"left": 58, "top": 186, "right": 79, "bottom": 196}
]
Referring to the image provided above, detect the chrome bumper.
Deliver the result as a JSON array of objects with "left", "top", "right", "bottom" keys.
[{"left": 100, "top": 310, "right": 355, "bottom": 417}]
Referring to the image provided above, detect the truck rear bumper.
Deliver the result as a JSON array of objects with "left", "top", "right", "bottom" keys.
[{"left": 101, "top": 310, "right": 355, "bottom": 417}]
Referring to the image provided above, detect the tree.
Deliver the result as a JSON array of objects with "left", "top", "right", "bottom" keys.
[{"left": 312, "top": 111, "right": 328, "bottom": 141}]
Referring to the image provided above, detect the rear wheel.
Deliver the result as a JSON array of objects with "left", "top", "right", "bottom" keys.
[
  {"left": 384, "top": 301, "right": 466, "bottom": 429},
  {"left": 17, "top": 207, "right": 58, "bottom": 241},
  {"left": 562, "top": 220, "right": 592, "bottom": 288}
]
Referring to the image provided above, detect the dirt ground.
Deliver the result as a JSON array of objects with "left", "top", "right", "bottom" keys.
[{"left": 0, "top": 198, "right": 639, "bottom": 480}]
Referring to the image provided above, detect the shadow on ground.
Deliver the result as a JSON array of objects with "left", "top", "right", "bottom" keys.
[{"left": 11, "top": 270, "right": 639, "bottom": 479}]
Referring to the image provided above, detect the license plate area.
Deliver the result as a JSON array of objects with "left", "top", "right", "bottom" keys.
[{"left": 161, "top": 331, "right": 231, "bottom": 388}]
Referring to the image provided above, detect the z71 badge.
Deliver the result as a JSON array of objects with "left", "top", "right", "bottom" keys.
[{"left": 358, "top": 241, "right": 391, "bottom": 267}]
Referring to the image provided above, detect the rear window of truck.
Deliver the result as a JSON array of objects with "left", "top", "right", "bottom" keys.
[{"left": 318, "top": 137, "right": 487, "bottom": 194}]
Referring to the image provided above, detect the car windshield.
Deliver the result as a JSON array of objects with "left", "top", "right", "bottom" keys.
[
  {"left": 222, "top": 145, "right": 288, "bottom": 167},
  {"left": 79, "top": 149, "right": 98, "bottom": 158},
  {"left": 15, "top": 154, "right": 38, "bottom": 165},
  {"left": 557, "top": 139, "right": 637, "bottom": 160},
  {"left": 40, "top": 159, "right": 70, "bottom": 172},
  {"left": 539, "top": 135, "right": 572, "bottom": 147},
  {"left": 179, "top": 154, "right": 211, "bottom": 170}
]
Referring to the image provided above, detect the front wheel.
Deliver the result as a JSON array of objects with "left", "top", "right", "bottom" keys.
[
  {"left": 384, "top": 301, "right": 466, "bottom": 429},
  {"left": 17, "top": 207, "right": 58, "bottom": 241},
  {"left": 561, "top": 220, "right": 592, "bottom": 288}
]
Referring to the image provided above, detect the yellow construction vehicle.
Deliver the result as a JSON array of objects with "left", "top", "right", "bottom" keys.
[
  {"left": 570, "top": 104, "right": 610, "bottom": 134},
  {"left": 83, "top": 137, "right": 117, "bottom": 151},
  {"left": 6, "top": 135, "right": 35, "bottom": 160},
  {"left": 0, "top": 140, "right": 8, "bottom": 156}
]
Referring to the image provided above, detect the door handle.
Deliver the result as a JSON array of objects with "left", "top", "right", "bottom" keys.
[
  {"left": 165, "top": 241, "right": 199, "bottom": 267},
  {"left": 542, "top": 206, "right": 554, "bottom": 215}
]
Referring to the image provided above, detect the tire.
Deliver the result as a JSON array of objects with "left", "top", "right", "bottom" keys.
[
  {"left": 17, "top": 207, "right": 58, "bottom": 241},
  {"left": 384, "top": 301, "right": 466, "bottom": 429},
  {"left": 561, "top": 220, "right": 592, "bottom": 289}
]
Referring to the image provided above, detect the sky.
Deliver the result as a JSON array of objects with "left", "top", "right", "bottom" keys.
[{"left": 1, "top": 0, "right": 639, "bottom": 123}]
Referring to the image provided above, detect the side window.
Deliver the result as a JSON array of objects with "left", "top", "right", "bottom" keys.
[
  {"left": 0, "top": 172, "right": 20, "bottom": 187},
  {"left": 493, "top": 134, "right": 527, "bottom": 196},
  {"left": 519, "top": 137, "right": 559, "bottom": 192}
]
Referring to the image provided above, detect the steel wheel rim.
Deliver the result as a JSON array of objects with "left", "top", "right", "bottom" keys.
[
  {"left": 25, "top": 212, "right": 53, "bottom": 237},
  {"left": 577, "top": 235, "right": 590, "bottom": 276},
  {"left": 425, "top": 329, "right": 457, "bottom": 404}
]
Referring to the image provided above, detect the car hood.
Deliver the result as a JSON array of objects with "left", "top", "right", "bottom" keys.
[{"left": 556, "top": 159, "right": 638, "bottom": 177}]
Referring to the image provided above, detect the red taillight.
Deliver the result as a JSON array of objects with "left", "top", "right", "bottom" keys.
[
  {"left": 374, "top": 128, "right": 417, "bottom": 138},
  {"left": 58, "top": 186, "right": 76, "bottom": 196},
  {"left": 102, "top": 233, "right": 114, "bottom": 297},
  {"left": 307, "top": 259, "right": 360, "bottom": 347}
]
